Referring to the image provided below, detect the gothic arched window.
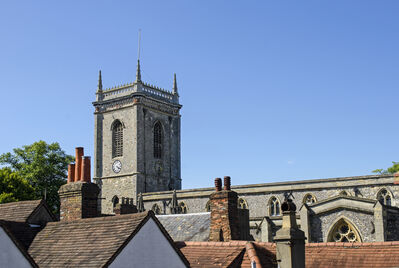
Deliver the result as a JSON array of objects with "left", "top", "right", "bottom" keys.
[
  {"left": 112, "top": 120, "right": 123, "bottom": 158},
  {"left": 152, "top": 204, "right": 162, "bottom": 215},
  {"left": 328, "top": 218, "right": 361, "bottom": 242},
  {"left": 178, "top": 202, "right": 188, "bottom": 214},
  {"left": 269, "top": 196, "right": 281, "bottom": 216},
  {"left": 303, "top": 194, "right": 317, "bottom": 205},
  {"left": 377, "top": 188, "right": 392, "bottom": 206},
  {"left": 238, "top": 198, "right": 248, "bottom": 209},
  {"left": 153, "top": 122, "right": 162, "bottom": 159},
  {"left": 112, "top": 196, "right": 119, "bottom": 208}
]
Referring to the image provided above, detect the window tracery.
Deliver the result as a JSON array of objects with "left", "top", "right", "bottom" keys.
[
  {"left": 238, "top": 198, "right": 248, "bottom": 209},
  {"left": 112, "top": 120, "right": 123, "bottom": 158},
  {"left": 328, "top": 218, "right": 361, "bottom": 242},
  {"left": 178, "top": 202, "right": 188, "bottom": 214},
  {"left": 269, "top": 196, "right": 281, "bottom": 216},
  {"left": 377, "top": 188, "right": 392, "bottom": 206},
  {"left": 151, "top": 204, "right": 162, "bottom": 215},
  {"left": 303, "top": 194, "right": 317, "bottom": 205},
  {"left": 153, "top": 122, "right": 163, "bottom": 159}
]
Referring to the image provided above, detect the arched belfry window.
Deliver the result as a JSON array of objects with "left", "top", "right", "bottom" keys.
[
  {"left": 328, "top": 218, "right": 361, "bottom": 242},
  {"left": 112, "top": 120, "right": 123, "bottom": 158},
  {"left": 377, "top": 188, "right": 393, "bottom": 206},
  {"left": 269, "top": 196, "right": 281, "bottom": 216},
  {"left": 153, "top": 122, "right": 163, "bottom": 159}
]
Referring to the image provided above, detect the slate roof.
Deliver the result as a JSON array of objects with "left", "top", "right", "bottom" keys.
[
  {"left": 28, "top": 211, "right": 189, "bottom": 267},
  {"left": 157, "top": 212, "right": 210, "bottom": 241},
  {"left": 0, "top": 199, "right": 43, "bottom": 222}
]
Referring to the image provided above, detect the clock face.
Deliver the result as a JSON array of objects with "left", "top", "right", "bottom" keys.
[{"left": 112, "top": 160, "right": 122, "bottom": 173}]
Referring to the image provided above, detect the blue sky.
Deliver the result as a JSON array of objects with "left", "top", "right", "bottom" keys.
[{"left": 0, "top": 1, "right": 398, "bottom": 189}]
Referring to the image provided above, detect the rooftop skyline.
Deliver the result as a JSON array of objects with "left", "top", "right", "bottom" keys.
[{"left": 1, "top": 1, "right": 398, "bottom": 189}]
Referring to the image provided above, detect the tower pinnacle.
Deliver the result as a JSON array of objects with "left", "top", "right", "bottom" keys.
[
  {"left": 172, "top": 73, "right": 178, "bottom": 95},
  {"left": 135, "top": 60, "right": 142, "bottom": 83},
  {"left": 97, "top": 70, "right": 103, "bottom": 92}
]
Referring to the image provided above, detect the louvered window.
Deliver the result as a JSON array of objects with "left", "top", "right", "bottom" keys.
[
  {"left": 154, "top": 122, "right": 162, "bottom": 159},
  {"left": 112, "top": 121, "right": 123, "bottom": 158}
]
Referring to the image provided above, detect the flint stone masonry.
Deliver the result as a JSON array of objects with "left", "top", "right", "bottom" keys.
[
  {"left": 141, "top": 174, "right": 399, "bottom": 243},
  {"left": 93, "top": 77, "right": 182, "bottom": 215}
]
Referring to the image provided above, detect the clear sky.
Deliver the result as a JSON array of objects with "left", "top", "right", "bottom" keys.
[{"left": 0, "top": 1, "right": 398, "bottom": 189}]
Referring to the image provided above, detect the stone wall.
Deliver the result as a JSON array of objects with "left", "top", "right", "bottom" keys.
[{"left": 310, "top": 209, "right": 375, "bottom": 242}]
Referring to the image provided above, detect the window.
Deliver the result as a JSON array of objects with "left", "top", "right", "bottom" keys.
[
  {"left": 303, "top": 194, "right": 317, "bottom": 205},
  {"left": 328, "top": 218, "right": 361, "bottom": 242},
  {"left": 269, "top": 197, "right": 281, "bottom": 216},
  {"left": 377, "top": 188, "right": 392, "bottom": 206},
  {"left": 112, "top": 120, "right": 123, "bottom": 158},
  {"left": 238, "top": 198, "right": 248, "bottom": 209},
  {"left": 178, "top": 202, "right": 188, "bottom": 214},
  {"left": 152, "top": 204, "right": 162, "bottom": 215},
  {"left": 112, "top": 196, "right": 119, "bottom": 208},
  {"left": 205, "top": 200, "right": 211, "bottom": 212},
  {"left": 153, "top": 122, "right": 162, "bottom": 159}
]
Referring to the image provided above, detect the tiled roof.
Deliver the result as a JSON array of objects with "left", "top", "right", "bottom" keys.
[
  {"left": 157, "top": 212, "right": 210, "bottom": 241},
  {"left": 306, "top": 242, "right": 399, "bottom": 268},
  {"left": 176, "top": 241, "right": 277, "bottom": 268},
  {"left": 177, "top": 241, "right": 399, "bottom": 268},
  {"left": 0, "top": 199, "right": 42, "bottom": 222},
  {"left": 28, "top": 211, "right": 166, "bottom": 267}
]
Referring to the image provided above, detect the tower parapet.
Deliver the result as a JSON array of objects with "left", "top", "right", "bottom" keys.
[{"left": 96, "top": 78, "right": 179, "bottom": 104}]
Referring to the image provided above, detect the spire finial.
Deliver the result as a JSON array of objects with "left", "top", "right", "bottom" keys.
[
  {"left": 172, "top": 73, "right": 178, "bottom": 95},
  {"left": 135, "top": 29, "right": 142, "bottom": 83},
  {"left": 97, "top": 70, "right": 103, "bottom": 92}
]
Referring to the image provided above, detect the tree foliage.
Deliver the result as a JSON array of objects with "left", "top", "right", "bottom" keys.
[
  {"left": 0, "top": 168, "right": 35, "bottom": 203},
  {"left": 0, "top": 141, "right": 74, "bottom": 212},
  {"left": 373, "top": 161, "right": 399, "bottom": 175}
]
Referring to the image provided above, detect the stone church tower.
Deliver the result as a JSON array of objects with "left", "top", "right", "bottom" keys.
[{"left": 93, "top": 61, "right": 182, "bottom": 214}]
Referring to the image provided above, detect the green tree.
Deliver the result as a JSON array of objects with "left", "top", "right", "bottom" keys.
[
  {"left": 0, "top": 168, "right": 35, "bottom": 203},
  {"left": 0, "top": 141, "right": 74, "bottom": 212},
  {"left": 373, "top": 161, "right": 399, "bottom": 175}
]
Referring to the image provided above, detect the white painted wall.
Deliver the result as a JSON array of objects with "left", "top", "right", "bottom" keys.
[
  {"left": 0, "top": 227, "right": 33, "bottom": 268},
  {"left": 109, "top": 218, "right": 187, "bottom": 268}
]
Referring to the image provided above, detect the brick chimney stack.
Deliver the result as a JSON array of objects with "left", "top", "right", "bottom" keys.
[
  {"left": 58, "top": 147, "right": 100, "bottom": 221},
  {"left": 209, "top": 176, "right": 240, "bottom": 242}
]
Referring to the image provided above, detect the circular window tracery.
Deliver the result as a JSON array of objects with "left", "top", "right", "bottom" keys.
[{"left": 328, "top": 219, "right": 361, "bottom": 242}]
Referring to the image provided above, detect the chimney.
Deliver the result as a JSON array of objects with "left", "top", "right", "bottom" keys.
[
  {"left": 209, "top": 176, "right": 240, "bottom": 241},
  {"left": 113, "top": 197, "right": 138, "bottom": 215},
  {"left": 274, "top": 196, "right": 306, "bottom": 268},
  {"left": 74, "top": 147, "right": 84, "bottom": 182},
  {"left": 58, "top": 147, "right": 100, "bottom": 221}
]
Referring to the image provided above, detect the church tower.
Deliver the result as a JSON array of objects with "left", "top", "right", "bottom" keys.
[{"left": 93, "top": 61, "right": 182, "bottom": 214}]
